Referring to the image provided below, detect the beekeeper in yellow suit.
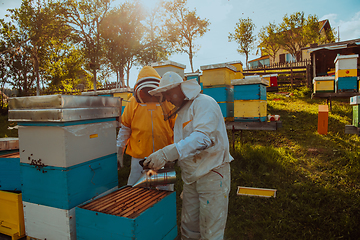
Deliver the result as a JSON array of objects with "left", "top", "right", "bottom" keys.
[
  {"left": 116, "top": 66, "right": 175, "bottom": 191},
  {"left": 144, "top": 72, "right": 233, "bottom": 240}
]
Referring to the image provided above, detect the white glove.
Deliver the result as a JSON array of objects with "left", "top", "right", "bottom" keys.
[
  {"left": 144, "top": 144, "right": 179, "bottom": 170},
  {"left": 117, "top": 147, "right": 124, "bottom": 170}
]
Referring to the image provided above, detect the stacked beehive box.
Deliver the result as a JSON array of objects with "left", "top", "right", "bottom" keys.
[
  {"left": 227, "top": 60, "right": 244, "bottom": 79},
  {"left": 334, "top": 54, "right": 358, "bottom": 92},
  {"left": 82, "top": 87, "right": 132, "bottom": 115},
  {"left": 151, "top": 60, "right": 186, "bottom": 79},
  {"left": 8, "top": 94, "right": 121, "bottom": 240},
  {"left": 350, "top": 96, "right": 360, "bottom": 127},
  {"left": 262, "top": 74, "right": 278, "bottom": 88},
  {"left": 0, "top": 138, "right": 25, "bottom": 240},
  {"left": 200, "top": 63, "right": 237, "bottom": 121},
  {"left": 232, "top": 76, "right": 269, "bottom": 122},
  {"left": 76, "top": 186, "right": 177, "bottom": 240},
  {"left": 313, "top": 76, "right": 335, "bottom": 93}
]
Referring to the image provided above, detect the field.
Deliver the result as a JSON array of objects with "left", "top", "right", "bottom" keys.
[{"left": 2, "top": 86, "right": 360, "bottom": 239}]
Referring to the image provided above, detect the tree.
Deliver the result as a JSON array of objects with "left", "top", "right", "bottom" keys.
[
  {"left": 100, "top": 1, "right": 144, "bottom": 88},
  {"left": 277, "top": 11, "right": 330, "bottom": 61},
  {"left": 137, "top": 4, "right": 172, "bottom": 66},
  {"left": 228, "top": 17, "right": 256, "bottom": 69},
  {"left": 0, "top": 19, "right": 36, "bottom": 96},
  {"left": 257, "top": 22, "right": 280, "bottom": 64},
  {"left": 8, "top": 0, "right": 71, "bottom": 95},
  {"left": 64, "top": 0, "right": 112, "bottom": 91},
  {"left": 163, "top": 0, "right": 210, "bottom": 73}
]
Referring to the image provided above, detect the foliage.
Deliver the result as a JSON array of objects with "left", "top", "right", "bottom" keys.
[
  {"left": 228, "top": 17, "right": 256, "bottom": 69},
  {"left": 278, "top": 12, "right": 323, "bottom": 61},
  {"left": 257, "top": 22, "right": 281, "bottom": 62},
  {"left": 63, "top": 0, "right": 112, "bottom": 91},
  {"left": 100, "top": 1, "right": 144, "bottom": 88},
  {"left": 8, "top": 0, "right": 72, "bottom": 95},
  {"left": 137, "top": 4, "right": 172, "bottom": 66},
  {"left": 162, "top": 0, "right": 210, "bottom": 72}
]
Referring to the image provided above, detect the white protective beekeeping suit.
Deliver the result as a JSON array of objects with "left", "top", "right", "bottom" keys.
[{"left": 148, "top": 73, "right": 233, "bottom": 240}]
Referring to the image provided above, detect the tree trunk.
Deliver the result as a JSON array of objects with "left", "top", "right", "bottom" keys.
[{"left": 93, "top": 69, "right": 97, "bottom": 91}]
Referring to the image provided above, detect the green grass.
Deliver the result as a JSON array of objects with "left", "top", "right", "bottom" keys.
[{"left": 2, "top": 86, "right": 360, "bottom": 239}]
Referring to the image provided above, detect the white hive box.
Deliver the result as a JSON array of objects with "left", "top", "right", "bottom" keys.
[
  {"left": 18, "top": 121, "right": 116, "bottom": 168},
  {"left": 23, "top": 201, "right": 76, "bottom": 240}
]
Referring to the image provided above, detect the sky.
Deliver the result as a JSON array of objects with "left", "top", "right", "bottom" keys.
[{"left": 1, "top": 0, "right": 360, "bottom": 88}]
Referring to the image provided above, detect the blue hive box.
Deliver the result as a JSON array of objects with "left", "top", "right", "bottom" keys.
[
  {"left": 335, "top": 76, "right": 357, "bottom": 93},
  {"left": 203, "top": 85, "right": 234, "bottom": 103},
  {"left": 76, "top": 186, "right": 178, "bottom": 240},
  {"left": 0, "top": 150, "right": 21, "bottom": 191},
  {"left": 20, "top": 153, "right": 118, "bottom": 210}
]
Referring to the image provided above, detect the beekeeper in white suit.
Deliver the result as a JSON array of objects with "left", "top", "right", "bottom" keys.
[{"left": 144, "top": 71, "right": 233, "bottom": 240}]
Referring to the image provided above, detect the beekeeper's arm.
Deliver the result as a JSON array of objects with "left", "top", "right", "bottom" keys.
[
  {"left": 144, "top": 100, "right": 217, "bottom": 170},
  {"left": 116, "top": 124, "right": 131, "bottom": 168}
]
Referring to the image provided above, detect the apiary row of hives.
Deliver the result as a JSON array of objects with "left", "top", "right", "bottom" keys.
[{"left": 313, "top": 54, "right": 359, "bottom": 93}]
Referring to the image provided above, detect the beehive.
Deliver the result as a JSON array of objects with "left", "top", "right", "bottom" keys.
[
  {"left": 203, "top": 85, "right": 234, "bottom": 121},
  {"left": 313, "top": 76, "right": 335, "bottom": 93},
  {"left": 151, "top": 60, "right": 186, "bottom": 79},
  {"left": 200, "top": 63, "right": 237, "bottom": 87},
  {"left": 227, "top": 61, "right": 244, "bottom": 79},
  {"left": 334, "top": 54, "right": 358, "bottom": 78},
  {"left": 350, "top": 96, "right": 360, "bottom": 127},
  {"left": 0, "top": 150, "right": 21, "bottom": 191},
  {"left": 76, "top": 186, "right": 178, "bottom": 240},
  {"left": 8, "top": 94, "right": 121, "bottom": 240},
  {"left": 0, "top": 190, "right": 25, "bottom": 240},
  {"left": 335, "top": 76, "right": 357, "bottom": 93},
  {"left": 262, "top": 74, "right": 278, "bottom": 87},
  {"left": 232, "top": 76, "right": 269, "bottom": 122}
]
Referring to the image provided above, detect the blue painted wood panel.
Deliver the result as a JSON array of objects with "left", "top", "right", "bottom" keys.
[
  {"left": 18, "top": 118, "right": 116, "bottom": 127},
  {"left": 218, "top": 102, "right": 234, "bottom": 118},
  {"left": 76, "top": 190, "right": 177, "bottom": 240},
  {"left": 203, "top": 86, "right": 234, "bottom": 102},
  {"left": 234, "top": 84, "right": 267, "bottom": 100},
  {"left": 0, "top": 152, "right": 21, "bottom": 191},
  {"left": 20, "top": 153, "right": 117, "bottom": 210},
  {"left": 336, "top": 77, "right": 358, "bottom": 92},
  {"left": 234, "top": 116, "right": 267, "bottom": 122}
]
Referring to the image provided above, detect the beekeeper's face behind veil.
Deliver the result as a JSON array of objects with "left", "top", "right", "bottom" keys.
[{"left": 148, "top": 71, "right": 187, "bottom": 121}]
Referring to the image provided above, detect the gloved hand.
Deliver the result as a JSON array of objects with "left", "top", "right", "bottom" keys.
[
  {"left": 117, "top": 147, "right": 124, "bottom": 170},
  {"left": 144, "top": 144, "right": 179, "bottom": 170}
]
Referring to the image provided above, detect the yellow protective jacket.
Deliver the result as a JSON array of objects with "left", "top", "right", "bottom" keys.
[{"left": 121, "top": 96, "right": 175, "bottom": 158}]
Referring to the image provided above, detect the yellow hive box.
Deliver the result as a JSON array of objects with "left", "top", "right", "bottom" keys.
[
  {"left": 200, "top": 63, "right": 237, "bottom": 87},
  {"left": 227, "top": 61, "right": 244, "bottom": 79},
  {"left": 313, "top": 76, "right": 335, "bottom": 93},
  {"left": 151, "top": 60, "right": 186, "bottom": 79},
  {"left": 234, "top": 100, "right": 267, "bottom": 121},
  {"left": 113, "top": 91, "right": 133, "bottom": 107},
  {"left": 335, "top": 69, "right": 357, "bottom": 79},
  {"left": 0, "top": 190, "right": 25, "bottom": 240}
]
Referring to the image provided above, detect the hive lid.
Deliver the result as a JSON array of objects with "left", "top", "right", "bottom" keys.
[
  {"left": 0, "top": 138, "right": 19, "bottom": 151},
  {"left": 231, "top": 76, "right": 269, "bottom": 86},
  {"left": 200, "top": 63, "right": 237, "bottom": 72},
  {"left": 334, "top": 54, "right": 359, "bottom": 63},
  {"left": 8, "top": 107, "right": 120, "bottom": 122},
  {"left": 8, "top": 94, "right": 121, "bottom": 110},
  {"left": 313, "top": 76, "right": 335, "bottom": 83},
  {"left": 151, "top": 60, "right": 186, "bottom": 69}
]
